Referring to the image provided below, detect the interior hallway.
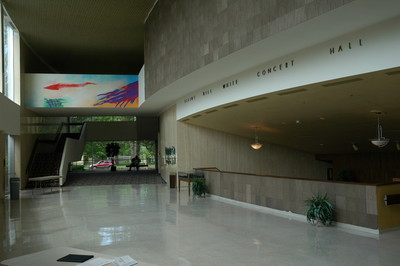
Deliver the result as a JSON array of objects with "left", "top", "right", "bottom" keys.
[{"left": 1, "top": 183, "right": 399, "bottom": 266}]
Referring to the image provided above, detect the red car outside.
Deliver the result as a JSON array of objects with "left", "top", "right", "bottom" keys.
[{"left": 89, "top": 160, "right": 113, "bottom": 169}]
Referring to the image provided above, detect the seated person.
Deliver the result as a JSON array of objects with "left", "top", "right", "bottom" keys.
[{"left": 129, "top": 155, "right": 141, "bottom": 171}]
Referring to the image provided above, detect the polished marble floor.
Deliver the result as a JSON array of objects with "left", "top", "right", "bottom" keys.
[{"left": 1, "top": 184, "right": 399, "bottom": 266}]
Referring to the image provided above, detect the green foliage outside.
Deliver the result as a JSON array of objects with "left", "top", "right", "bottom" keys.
[
  {"left": 71, "top": 164, "right": 85, "bottom": 171},
  {"left": 68, "top": 116, "right": 156, "bottom": 170},
  {"left": 69, "top": 116, "right": 136, "bottom": 122},
  {"left": 82, "top": 140, "right": 156, "bottom": 169},
  {"left": 83, "top": 141, "right": 155, "bottom": 161}
]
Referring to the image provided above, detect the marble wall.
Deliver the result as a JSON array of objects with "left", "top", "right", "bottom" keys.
[
  {"left": 159, "top": 106, "right": 178, "bottom": 183},
  {"left": 161, "top": 107, "right": 379, "bottom": 229},
  {"left": 206, "top": 170, "right": 378, "bottom": 229},
  {"left": 176, "top": 121, "right": 331, "bottom": 179},
  {"left": 144, "top": 0, "right": 353, "bottom": 97}
]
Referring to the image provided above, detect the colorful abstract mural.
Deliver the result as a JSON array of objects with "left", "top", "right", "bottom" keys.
[
  {"left": 94, "top": 81, "right": 139, "bottom": 107},
  {"left": 25, "top": 74, "right": 139, "bottom": 108}
]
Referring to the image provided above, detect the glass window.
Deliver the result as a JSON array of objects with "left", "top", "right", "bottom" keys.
[
  {"left": 4, "top": 22, "right": 14, "bottom": 99},
  {"left": 3, "top": 9, "right": 20, "bottom": 104},
  {"left": 69, "top": 116, "right": 137, "bottom": 122}
]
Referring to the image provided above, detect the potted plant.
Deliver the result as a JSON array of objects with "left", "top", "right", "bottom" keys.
[
  {"left": 305, "top": 193, "right": 334, "bottom": 226},
  {"left": 191, "top": 178, "right": 207, "bottom": 197},
  {"left": 106, "top": 142, "right": 120, "bottom": 171}
]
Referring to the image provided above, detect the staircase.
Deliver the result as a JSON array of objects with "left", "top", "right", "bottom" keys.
[{"left": 26, "top": 123, "right": 84, "bottom": 188}]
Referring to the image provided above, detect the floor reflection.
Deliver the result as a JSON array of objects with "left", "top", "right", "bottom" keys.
[{"left": 1, "top": 184, "right": 400, "bottom": 266}]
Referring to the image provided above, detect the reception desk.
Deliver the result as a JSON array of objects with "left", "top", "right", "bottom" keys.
[{"left": 196, "top": 167, "right": 400, "bottom": 231}]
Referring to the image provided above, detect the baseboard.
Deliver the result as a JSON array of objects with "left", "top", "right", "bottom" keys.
[
  {"left": 209, "top": 194, "right": 380, "bottom": 237},
  {"left": 378, "top": 226, "right": 400, "bottom": 234}
]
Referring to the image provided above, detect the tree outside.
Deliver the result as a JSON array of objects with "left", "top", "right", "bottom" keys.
[
  {"left": 79, "top": 140, "right": 156, "bottom": 170},
  {"left": 69, "top": 116, "right": 156, "bottom": 170}
]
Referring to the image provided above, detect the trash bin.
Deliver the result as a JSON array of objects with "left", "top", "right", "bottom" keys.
[
  {"left": 10, "top": 177, "right": 20, "bottom": 200},
  {"left": 169, "top": 173, "right": 176, "bottom": 188}
]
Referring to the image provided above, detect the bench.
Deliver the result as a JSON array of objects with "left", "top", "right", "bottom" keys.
[
  {"left": 29, "top": 175, "right": 62, "bottom": 194},
  {"left": 178, "top": 171, "right": 204, "bottom": 195},
  {"left": 126, "top": 164, "right": 149, "bottom": 170}
]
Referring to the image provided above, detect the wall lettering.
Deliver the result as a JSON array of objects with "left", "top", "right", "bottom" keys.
[
  {"left": 330, "top": 39, "right": 363, "bottom": 54},
  {"left": 222, "top": 79, "right": 238, "bottom": 89},
  {"left": 184, "top": 95, "right": 196, "bottom": 103},
  {"left": 202, "top": 89, "right": 213, "bottom": 96},
  {"left": 257, "top": 60, "right": 294, "bottom": 77}
]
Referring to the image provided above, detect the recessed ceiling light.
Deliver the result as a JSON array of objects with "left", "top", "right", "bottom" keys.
[
  {"left": 319, "top": 117, "right": 326, "bottom": 120},
  {"left": 246, "top": 97, "right": 268, "bottom": 103},
  {"left": 386, "top": 70, "right": 400, "bottom": 76},
  {"left": 277, "top": 88, "right": 307, "bottom": 96},
  {"left": 322, "top": 78, "right": 362, "bottom": 87},
  {"left": 223, "top": 104, "right": 239, "bottom": 109},
  {"left": 205, "top": 109, "right": 218, "bottom": 114}
]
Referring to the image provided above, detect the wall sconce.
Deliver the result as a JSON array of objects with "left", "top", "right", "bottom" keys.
[{"left": 251, "top": 128, "right": 263, "bottom": 150}]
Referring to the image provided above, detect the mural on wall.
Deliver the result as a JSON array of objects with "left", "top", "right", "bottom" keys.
[{"left": 25, "top": 74, "right": 139, "bottom": 108}]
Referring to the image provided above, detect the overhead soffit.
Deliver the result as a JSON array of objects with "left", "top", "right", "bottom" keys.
[
  {"left": 3, "top": 0, "right": 157, "bottom": 74},
  {"left": 181, "top": 67, "right": 400, "bottom": 154}
]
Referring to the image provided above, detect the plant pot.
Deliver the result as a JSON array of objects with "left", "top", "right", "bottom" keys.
[{"left": 315, "top": 219, "right": 325, "bottom": 227}]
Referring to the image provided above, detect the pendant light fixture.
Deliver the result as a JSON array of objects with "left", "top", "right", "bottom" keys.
[
  {"left": 370, "top": 111, "right": 389, "bottom": 148},
  {"left": 251, "top": 127, "right": 263, "bottom": 150}
]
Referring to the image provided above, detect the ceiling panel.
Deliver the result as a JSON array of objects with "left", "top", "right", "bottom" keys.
[{"left": 4, "top": 0, "right": 157, "bottom": 74}]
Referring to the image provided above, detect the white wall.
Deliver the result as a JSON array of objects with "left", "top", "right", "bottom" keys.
[
  {"left": 158, "top": 106, "right": 177, "bottom": 183},
  {"left": 139, "top": 65, "right": 145, "bottom": 106},
  {"left": 0, "top": 94, "right": 20, "bottom": 135},
  {"left": 59, "top": 123, "right": 87, "bottom": 184}
]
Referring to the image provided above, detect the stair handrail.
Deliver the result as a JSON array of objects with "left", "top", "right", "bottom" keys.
[{"left": 26, "top": 122, "right": 85, "bottom": 177}]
